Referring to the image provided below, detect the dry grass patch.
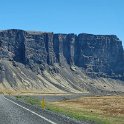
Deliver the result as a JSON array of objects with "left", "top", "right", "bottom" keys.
[
  {"left": 14, "top": 95, "right": 124, "bottom": 124},
  {"left": 49, "top": 96, "right": 124, "bottom": 124},
  {"left": 63, "top": 96, "right": 124, "bottom": 116}
]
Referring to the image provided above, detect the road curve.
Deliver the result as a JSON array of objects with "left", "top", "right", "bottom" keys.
[{"left": 0, "top": 95, "right": 86, "bottom": 124}]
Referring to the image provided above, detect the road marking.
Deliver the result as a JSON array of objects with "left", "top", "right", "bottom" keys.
[{"left": 4, "top": 96, "right": 57, "bottom": 124}]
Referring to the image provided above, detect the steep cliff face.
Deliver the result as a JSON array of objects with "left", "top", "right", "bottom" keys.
[
  {"left": 0, "top": 29, "right": 124, "bottom": 93},
  {"left": 0, "top": 29, "right": 124, "bottom": 79},
  {"left": 76, "top": 34, "right": 124, "bottom": 79},
  {"left": 53, "top": 34, "right": 77, "bottom": 65},
  {"left": 0, "top": 29, "right": 25, "bottom": 63},
  {"left": 53, "top": 33, "right": 124, "bottom": 78}
]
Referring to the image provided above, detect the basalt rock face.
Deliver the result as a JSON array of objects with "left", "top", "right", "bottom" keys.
[
  {"left": 0, "top": 29, "right": 25, "bottom": 63},
  {"left": 75, "top": 34, "right": 124, "bottom": 79},
  {"left": 54, "top": 33, "right": 124, "bottom": 80},
  {"left": 0, "top": 29, "right": 124, "bottom": 80}
]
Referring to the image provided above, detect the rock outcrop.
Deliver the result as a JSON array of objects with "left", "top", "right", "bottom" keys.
[
  {"left": 0, "top": 29, "right": 124, "bottom": 93},
  {"left": 0, "top": 29, "right": 123, "bottom": 79}
]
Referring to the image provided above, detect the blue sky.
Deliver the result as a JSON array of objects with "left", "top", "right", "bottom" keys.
[{"left": 0, "top": 0, "right": 124, "bottom": 46}]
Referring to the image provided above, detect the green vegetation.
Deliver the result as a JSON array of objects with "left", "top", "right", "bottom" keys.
[
  {"left": 15, "top": 96, "right": 41, "bottom": 106},
  {"left": 0, "top": 91, "right": 3, "bottom": 94},
  {"left": 15, "top": 96, "right": 22, "bottom": 99},
  {"left": 15, "top": 95, "right": 124, "bottom": 124},
  {"left": 46, "top": 103, "right": 110, "bottom": 124}
]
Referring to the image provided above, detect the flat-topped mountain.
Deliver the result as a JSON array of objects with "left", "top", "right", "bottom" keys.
[{"left": 0, "top": 29, "right": 124, "bottom": 94}]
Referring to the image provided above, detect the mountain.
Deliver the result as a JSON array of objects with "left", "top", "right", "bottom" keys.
[{"left": 0, "top": 29, "right": 124, "bottom": 94}]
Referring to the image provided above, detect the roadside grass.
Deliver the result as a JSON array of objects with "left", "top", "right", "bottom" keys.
[
  {"left": 15, "top": 96, "right": 41, "bottom": 106},
  {"left": 46, "top": 102, "right": 110, "bottom": 124},
  {"left": 0, "top": 91, "right": 3, "bottom": 94},
  {"left": 15, "top": 95, "right": 124, "bottom": 124}
]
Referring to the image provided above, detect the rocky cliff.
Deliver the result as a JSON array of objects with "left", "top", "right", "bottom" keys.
[{"left": 0, "top": 29, "right": 124, "bottom": 93}]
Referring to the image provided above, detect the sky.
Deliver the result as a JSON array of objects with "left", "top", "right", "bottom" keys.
[{"left": 0, "top": 0, "right": 124, "bottom": 46}]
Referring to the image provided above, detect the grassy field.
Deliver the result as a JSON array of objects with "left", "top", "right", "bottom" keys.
[{"left": 15, "top": 95, "right": 124, "bottom": 124}]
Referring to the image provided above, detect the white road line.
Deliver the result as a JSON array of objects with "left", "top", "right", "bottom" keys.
[{"left": 4, "top": 96, "right": 57, "bottom": 124}]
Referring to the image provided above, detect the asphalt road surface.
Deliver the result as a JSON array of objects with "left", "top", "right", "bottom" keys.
[{"left": 0, "top": 95, "right": 88, "bottom": 124}]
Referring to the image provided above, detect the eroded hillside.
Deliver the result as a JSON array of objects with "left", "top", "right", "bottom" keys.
[{"left": 0, "top": 29, "right": 124, "bottom": 93}]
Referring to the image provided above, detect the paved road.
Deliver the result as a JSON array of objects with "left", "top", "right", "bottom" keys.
[{"left": 0, "top": 95, "right": 87, "bottom": 124}]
